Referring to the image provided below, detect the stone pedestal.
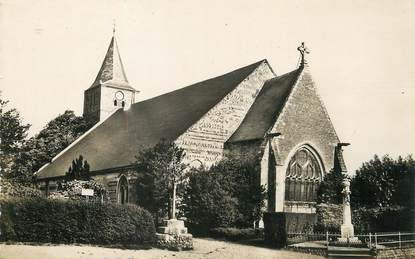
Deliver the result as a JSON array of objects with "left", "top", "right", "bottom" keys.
[
  {"left": 157, "top": 219, "right": 188, "bottom": 235},
  {"left": 156, "top": 219, "right": 193, "bottom": 250},
  {"left": 341, "top": 224, "right": 354, "bottom": 238}
]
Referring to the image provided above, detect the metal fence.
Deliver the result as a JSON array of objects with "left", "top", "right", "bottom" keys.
[{"left": 287, "top": 232, "right": 415, "bottom": 249}]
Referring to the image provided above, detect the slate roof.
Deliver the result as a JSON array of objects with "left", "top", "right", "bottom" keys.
[
  {"left": 36, "top": 60, "right": 266, "bottom": 179},
  {"left": 89, "top": 36, "right": 135, "bottom": 91},
  {"left": 227, "top": 67, "right": 302, "bottom": 143}
]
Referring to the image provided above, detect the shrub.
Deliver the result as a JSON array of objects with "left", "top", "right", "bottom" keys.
[
  {"left": 0, "top": 197, "right": 155, "bottom": 245},
  {"left": 183, "top": 156, "right": 265, "bottom": 231},
  {"left": 314, "top": 203, "right": 342, "bottom": 233},
  {"left": 352, "top": 206, "right": 415, "bottom": 233},
  {"left": 50, "top": 179, "right": 109, "bottom": 202},
  {"left": 0, "top": 180, "right": 42, "bottom": 199},
  {"left": 317, "top": 169, "right": 345, "bottom": 204},
  {"left": 208, "top": 227, "right": 262, "bottom": 241}
]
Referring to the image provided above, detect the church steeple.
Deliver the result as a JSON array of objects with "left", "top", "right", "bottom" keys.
[
  {"left": 83, "top": 32, "right": 138, "bottom": 125},
  {"left": 90, "top": 35, "right": 134, "bottom": 90}
]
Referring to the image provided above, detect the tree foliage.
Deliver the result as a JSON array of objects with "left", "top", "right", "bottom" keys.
[
  {"left": 183, "top": 155, "right": 265, "bottom": 230},
  {"left": 134, "top": 140, "right": 187, "bottom": 220},
  {"left": 351, "top": 154, "right": 415, "bottom": 209},
  {"left": 11, "top": 110, "right": 93, "bottom": 184},
  {"left": 316, "top": 169, "right": 346, "bottom": 204},
  {"left": 65, "top": 155, "right": 91, "bottom": 181},
  {"left": 0, "top": 94, "right": 31, "bottom": 182},
  {"left": 0, "top": 95, "right": 30, "bottom": 155}
]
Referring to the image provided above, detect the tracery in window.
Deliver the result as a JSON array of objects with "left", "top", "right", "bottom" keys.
[{"left": 285, "top": 147, "right": 322, "bottom": 202}]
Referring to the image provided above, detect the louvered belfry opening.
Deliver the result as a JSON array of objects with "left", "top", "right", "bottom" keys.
[{"left": 285, "top": 146, "right": 322, "bottom": 203}]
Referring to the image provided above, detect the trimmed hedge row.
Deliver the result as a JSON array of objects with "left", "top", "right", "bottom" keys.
[
  {"left": 208, "top": 227, "right": 263, "bottom": 241},
  {"left": 352, "top": 206, "right": 415, "bottom": 233},
  {"left": 0, "top": 197, "right": 155, "bottom": 245}
]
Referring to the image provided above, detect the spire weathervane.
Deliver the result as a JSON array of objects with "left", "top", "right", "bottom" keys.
[{"left": 297, "top": 42, "right": 310, "bottom": 67}]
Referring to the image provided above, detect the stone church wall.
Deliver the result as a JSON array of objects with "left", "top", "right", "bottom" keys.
[
  {"left": 92, "top": 169, "right": 138, "bottom": 203},
  {"left": 270, "top": 67, "right": 339, "bottom": 174},
  {"left": 175, "top": 61, "right": 275, "bottom": 167},
  {"left": 83, "top": 87, "right": 101, "bottom": 123}
]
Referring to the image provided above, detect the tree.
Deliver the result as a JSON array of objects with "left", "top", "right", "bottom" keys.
[
  {"left": 183, "top": 155, "right": 265, "bottom": 230},
  {"left": 0, "top": 94, "right": 31, "bottom": 182},
  {"left": 65, "top": 155, "right": 91, "bottom": 181},
  {"left": 11, "top": 110, "right": 93, "bottom": 184},
  {"left": 351, "top": 154, "right": 415, "bottom": 209},
  {"left": 134, "top": 140, "right": 187, "bottom": 221},
  {"left": 316, "top": 169, "right": 346, "bottom": 204},
  {"left": 350, "top": 154, "right": 415, "bottom": 232},
  {"left": 183, "top": 167, "right": 239, "bottom": 230}
]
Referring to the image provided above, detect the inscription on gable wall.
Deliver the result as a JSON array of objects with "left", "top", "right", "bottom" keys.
[{"left": 175, "top": 62, "right": 275, "bottom": 166}]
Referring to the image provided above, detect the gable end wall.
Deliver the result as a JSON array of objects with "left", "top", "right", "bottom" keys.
[
  {"left": 270, "top": 67, "right": 340, "bottom": 173},
  {"left": 175, "top": 62, "right": 275, "bottom": 166}
]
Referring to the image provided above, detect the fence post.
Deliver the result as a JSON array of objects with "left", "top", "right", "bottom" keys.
[
  {"left": 375, "top": 233, "right": 377, "bottom": 248},
  {"left": 369, "top": 233, "right": 372, "bottom": 248},
  {"left": 398, "top": 232, "right": 401, "bottom": 248},
  {"left": 326, "top": 231, "right": 329, "bottom": 248}
]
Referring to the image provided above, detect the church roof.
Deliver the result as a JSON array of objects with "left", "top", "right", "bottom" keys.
[
  {"left": 90, "top": 36, "right": 135, "bottom": 91},
  {"left": 36, "top": 60, "right": 266, "bottom": 179},
  {"left": 227, "top": 67, "right": 302, "bottom": 143}
]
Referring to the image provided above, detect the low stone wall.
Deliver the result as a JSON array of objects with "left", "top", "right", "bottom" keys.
[
  {"left": 264, "top": 212, "right": 287, "bottom": 248},
  {"left": 286, "top": 246, "right": 327, "bottom": 257},
  {"left": 264, "top": 212, "right": 317, "bottom": 247}
]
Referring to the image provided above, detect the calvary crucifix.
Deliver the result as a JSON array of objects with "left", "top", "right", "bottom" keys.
[{"left": 297, "top": 42, "right": 310, "bottom": 66}]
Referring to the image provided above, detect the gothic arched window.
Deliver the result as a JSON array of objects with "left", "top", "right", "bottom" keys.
[
  {"left": 285, "top": 147, "right": 322, "bottom": 202},
  {"left": 118, "top": 175, "right": 129, "bottom": 204}
]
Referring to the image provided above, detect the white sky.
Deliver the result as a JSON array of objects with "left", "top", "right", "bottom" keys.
[{"left": 0, "top": 0, "right": 414, "bottom": 173}]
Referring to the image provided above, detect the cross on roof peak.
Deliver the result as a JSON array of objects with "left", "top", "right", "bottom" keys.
[
  {"left": 297, "top": 42, "right": 310, "bottom": 67},
  {"left": 112, "top": 20, "right": 116, "bottom": 36}
]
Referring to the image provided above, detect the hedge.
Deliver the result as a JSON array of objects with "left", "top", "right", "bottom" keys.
[
  {"left": 352, "top": 206, "right": 415, "bottom": 233},
  {"left": 0, "top": 197, "right": 155, "bottom": 245},
  {"left": 208, "top": 227, "right": 263, "bottom": 241},
  {"left": 314, "top": 203, "right": 342, "bottom": 233}
]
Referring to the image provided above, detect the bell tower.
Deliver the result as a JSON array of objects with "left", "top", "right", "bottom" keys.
[{"left": 83, "top": 31, "right": 138, "bottom": 124}]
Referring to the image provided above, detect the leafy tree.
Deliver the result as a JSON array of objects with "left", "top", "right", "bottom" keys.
[
  {"left": 0, "top": 94, "right": 31, "bottom": 183},
  {"left": 0, "top": 95, "right": 30, "bottom": 155},
  {"left": 351, "top": 154, "right": 415, "bottom": 209},
  {"left": 316, "top": 169, "right": 346, "bottom": 204},
  {"left": 65, "top": 155, "right": 91, "bottom": 181},
  {"left": 349, "top": 154, "right": 415, "bottom": 232},
  {"left": 134, "top": 139, "right": 187, "bottom": 221},
  {"left": 183, "top": 155, "right": 265, "bottom": 230},
  {"left": 12, "top": 110, "right": 93, "bottom": 184},
  {"left": 184, "top": 167, "right": 239, "bottom": 230}
]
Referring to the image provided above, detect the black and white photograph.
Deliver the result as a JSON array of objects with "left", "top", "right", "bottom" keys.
[{"left": 0, "top": 1, "right": 414, "bottom": 258}]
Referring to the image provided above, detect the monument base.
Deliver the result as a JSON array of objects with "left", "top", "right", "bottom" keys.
[
  {"left": 157, "top": 219, "right": 188, "bottom": 235},
  {"left": 340, "top": 224, "right": 355, "bottom": 238},
  {"left": 156, "top": 219, "right": 193, "bottom": 250}
]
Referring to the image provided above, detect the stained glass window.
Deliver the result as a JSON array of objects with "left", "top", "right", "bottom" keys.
[{"left": 285, "top": 147, "right": 322, "bottom": 202}]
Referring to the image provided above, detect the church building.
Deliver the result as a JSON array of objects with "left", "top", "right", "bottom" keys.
[{"left": 36, "top": 35, "right": 347, "bottom": 216}]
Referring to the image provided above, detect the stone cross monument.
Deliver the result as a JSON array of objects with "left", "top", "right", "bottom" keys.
[
  {"left": 341, "top": 176, "right": 354, "bottom": 238},
  {"left": 336, "top": 143, "right": 357, "bottom": 242}
]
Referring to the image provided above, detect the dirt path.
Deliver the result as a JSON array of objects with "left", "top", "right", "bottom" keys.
[{"left": 0, "top": 238, "right": 323, "bottom": 259}]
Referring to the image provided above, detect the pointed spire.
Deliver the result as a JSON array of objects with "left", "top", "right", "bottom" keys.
[{"left": 90, "top": 33, "right": 134, "bottom": 90}]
